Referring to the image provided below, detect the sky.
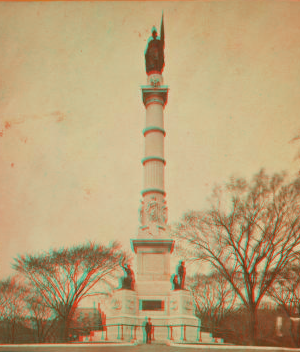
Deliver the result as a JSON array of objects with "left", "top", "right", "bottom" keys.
[{"left": 0, "top": 1, "right": 300, "bottom": 279}]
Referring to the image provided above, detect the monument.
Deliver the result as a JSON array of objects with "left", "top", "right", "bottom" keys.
[{"left": 88, "top": 15, "right": 218, "bottom": 344}]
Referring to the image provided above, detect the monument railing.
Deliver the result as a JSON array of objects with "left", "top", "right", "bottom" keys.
[{"left": 76, "top": 322, "right": 223, "bottom": 343}]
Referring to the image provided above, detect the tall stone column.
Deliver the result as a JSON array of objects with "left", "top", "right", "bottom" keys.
[
  {"left": 138, "top": 75, "right": 169, "bottom": 239},
  {"left": 132, "top": 20, "right": 174, "bottom": 302}
]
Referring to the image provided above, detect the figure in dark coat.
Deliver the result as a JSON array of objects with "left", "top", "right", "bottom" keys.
[
  {"left": 145, "top": 317, "right": 152, "bottom": 344},
  {"left": 177, "top": 261, "right": 186, "bottom": 290}
]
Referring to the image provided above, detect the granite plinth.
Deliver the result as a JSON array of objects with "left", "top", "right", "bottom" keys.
[{"left": 89, "top": 289, "right": 207, "bottom": 343}]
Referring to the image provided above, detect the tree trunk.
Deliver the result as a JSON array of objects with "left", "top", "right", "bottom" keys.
[
  {"left": 36, "top": 320, "right": 41, "bottom": 343},
  {"left": 248, "top": 307, "right": 258, "bottom": 346},
  {"left": 289, "top": 319, "right": 300, "bottom": 348},
  {"left": 10, "top": 320, "right": 15, "bottom": 344},
  {"left": 61, "top": 318, "right": 71, "bottom": 342},
  {"left": 61, "top": 310, "right": 75, "bottom": 343}
]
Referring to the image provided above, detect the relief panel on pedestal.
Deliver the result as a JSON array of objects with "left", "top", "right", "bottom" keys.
[
  {"left": 169, "top": 298, "right": 179, "bottom": 313},
  {"left": 139, "top": 196, "right": 168, "bottom": 228},
  {"left": 125, "top": 298, "right": 136, "bottom": 314},
  {"left": 110, "top": 298, "right": 122, "bottom": 312},
  {"left": 183, "top": 297, "right": 194, "bottom": 314}
]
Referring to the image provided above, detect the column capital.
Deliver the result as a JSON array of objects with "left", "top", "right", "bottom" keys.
[{"left": 141, "top": 87, "right": 169, "bottom": 107}]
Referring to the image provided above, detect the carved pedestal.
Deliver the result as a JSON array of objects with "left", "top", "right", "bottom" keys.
[
  {"left": 168, "top": 289, "right": 202, "bottom": 343},
  {"left": 104, "top": 289, "right": 138, "bottom": 342}
]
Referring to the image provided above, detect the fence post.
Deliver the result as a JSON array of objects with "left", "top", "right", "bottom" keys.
[
  {"left": 117, "top": 325, "right": 121, "bottom": 340},
  {"left": 130, "top": 325, "right": 133, "bottom": 340},
  {"left": 152, "top": 325, "right": 155, "bottom": 342},
  {"left": 198, "top": 329, "right": 202, "bottom": 342},
  {"left": 105, "top": 325, "right": 108, "bottom": 341},
  {"left": 134, "top": 325, "right": 137, "bottom": 341},
  {"left": 180, "top": 324, "right": 184, "bottom": 341}
]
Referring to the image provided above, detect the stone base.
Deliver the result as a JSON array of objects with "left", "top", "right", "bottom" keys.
[
  {"left": 87, "top": 286, "right": 219, "bottom": 344},
  {"left": 89, "top": 316, "right": 216, "bottom": 344},
  {"left": 108, "top": 289, "right": 138, "bottom": 316}
]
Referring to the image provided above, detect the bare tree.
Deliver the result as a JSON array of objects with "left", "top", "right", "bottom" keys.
[
  {"left": 24, "top": 293, "right": 57, "bottom": 343},
  {"left": 13, "top": 241, "right": 127, "bottom": 342},
  {"left": 0, "top": 277, "right": 29, "bottom": 343},
  {"left": 268, "top": 262, "right": 300, "bottom": 347},
  {"left": 173, "top": 170, "right": 300, "bottom": 345},
  {"left": 188, "top": 272, "right": 237, "bottom": 335},
  {"left": 0, "top": 286, "right": 8, "bottom": 310}
]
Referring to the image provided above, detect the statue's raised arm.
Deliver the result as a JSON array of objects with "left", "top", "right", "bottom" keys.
[{"left": 145, "top": 15, "right": 165, "bottom": 75}]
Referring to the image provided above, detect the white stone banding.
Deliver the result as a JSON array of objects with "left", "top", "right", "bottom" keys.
[
  {"left": 141, "top": 156, "right": 166, "bottom": 165},
  {"left": 143, "top": 126, "right": 166, "bottom": 137},
  {"left": 144, "top": 97, "right": 165, "bottom": 107},
  {"left": 141, "top": 188, "right": 166, "bottom": 197}
]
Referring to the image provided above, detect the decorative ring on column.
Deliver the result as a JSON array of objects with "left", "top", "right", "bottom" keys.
[
  {"left": 143, "top": 126, "right": 166, "bottom": 137},
  {"left": 141, "top": 188, "right": 166, "bottom": 197},
  {"left": 144, "top": 96, "right": 165, "bottom": 107},
  {"left": 141, "top": 156, "right": 166, "bottom": 165}
]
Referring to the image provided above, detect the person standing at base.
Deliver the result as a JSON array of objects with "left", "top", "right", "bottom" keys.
[{"left": 145, "top": 317, "right": 152, "bottom": 344}]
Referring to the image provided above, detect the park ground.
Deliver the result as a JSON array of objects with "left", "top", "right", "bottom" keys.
[{"left": 0, "top": 344, "right": 299, "bottom": 352}]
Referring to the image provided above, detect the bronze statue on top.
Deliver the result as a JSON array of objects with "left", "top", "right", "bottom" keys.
[{"left": 145, "top": 15, "right": 165, "bottom": 75}]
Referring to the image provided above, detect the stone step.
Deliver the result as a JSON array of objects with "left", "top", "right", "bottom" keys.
[{"left": 199, "top": 332, "right": 214, "bottom": 343}]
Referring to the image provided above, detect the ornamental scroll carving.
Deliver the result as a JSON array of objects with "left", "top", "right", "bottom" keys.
[
  {"left": 183, "top": 298, "right": 194, "bottom": 311},
  {"left": 126, "top": 298, "right": 136, "bottom": 313},
  {"left": 170, "top": 298, "right": 178, "bottom": 312},
  {"left": 111, "top": 298, "right": 122, "bottom": 311},
  {"left": 139, "top": 196, "right": 168, "bottom": 226}
]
